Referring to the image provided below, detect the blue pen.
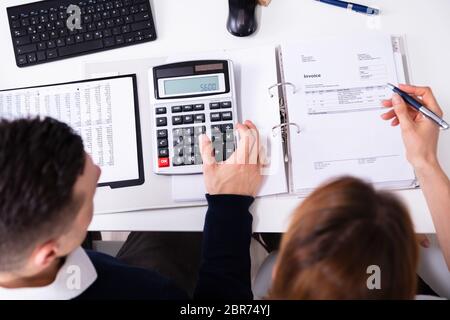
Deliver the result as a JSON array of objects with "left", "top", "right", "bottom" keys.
[
  {"left": 387, "top": 83, "right": 449, "bottom": 130},
  {"left": 315, "top": 0, "right": 380, "bottom": 15}
]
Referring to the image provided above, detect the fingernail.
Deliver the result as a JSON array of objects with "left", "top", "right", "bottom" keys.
[{"left": 392, "top": 93, "right": 402, "bottom": 105}]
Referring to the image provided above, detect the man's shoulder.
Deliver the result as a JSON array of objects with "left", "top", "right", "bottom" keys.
[{"left": 76, "top": 250, "right": 188, "bottom": 300}]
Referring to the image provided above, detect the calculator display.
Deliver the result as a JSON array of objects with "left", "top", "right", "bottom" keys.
[
  {"left": 164, "top": 75, "right": 220, "bottom": 95},
  {"left": 160, "top": 73, "right": 226, "bottom": 98}
]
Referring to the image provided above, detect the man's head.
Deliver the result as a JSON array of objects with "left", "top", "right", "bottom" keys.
[
  {"left": 0, "top": 117, "right": 100, "bottom": 279},
  {"left": 270, "top": 177, "right": 418, "bottom": 300}
]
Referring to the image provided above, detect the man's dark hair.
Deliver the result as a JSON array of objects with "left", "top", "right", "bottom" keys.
[{"left": 0, "top": 117, "right": 85, "bottom": 272}]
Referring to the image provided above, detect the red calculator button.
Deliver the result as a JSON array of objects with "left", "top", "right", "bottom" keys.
[{"left": 158, "top": 158, "right": 170, "bottom": 168}]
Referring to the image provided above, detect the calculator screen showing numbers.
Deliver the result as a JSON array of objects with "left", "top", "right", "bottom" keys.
[{"left": 151, "top": 60, "right": 238, "bottom": 175}]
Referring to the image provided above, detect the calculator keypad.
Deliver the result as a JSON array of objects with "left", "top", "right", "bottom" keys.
[{"left": 154, "top": 100, "right": 236, "bottom": 171}]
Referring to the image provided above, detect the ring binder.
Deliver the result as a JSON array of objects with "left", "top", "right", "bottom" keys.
[
  {"left": 272, "top": 122, "right": 300, "bottom": 137},
  {"left": 268, "top": 82, "right": 297, "bottom": 98}
]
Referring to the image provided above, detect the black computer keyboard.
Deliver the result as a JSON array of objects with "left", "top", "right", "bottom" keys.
[{"left": 7, "top": 0, "right": 157, "bottom": 67}]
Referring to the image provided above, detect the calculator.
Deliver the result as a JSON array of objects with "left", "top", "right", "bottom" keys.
[{"left": 150, "top": 60, "right": 238, "bottom": 175}]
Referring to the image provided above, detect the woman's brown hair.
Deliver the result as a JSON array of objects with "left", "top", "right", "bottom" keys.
[{"left": 269, "top": 177, "right": 418, "bottom": 300}]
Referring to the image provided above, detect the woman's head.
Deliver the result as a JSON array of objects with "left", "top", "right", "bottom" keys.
[{"left": 270, "top": 177, "right": 418, "bottom": 300}]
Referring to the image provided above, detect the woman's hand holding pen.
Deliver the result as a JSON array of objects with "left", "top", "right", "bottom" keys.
[
  {"left": 383, "top": 85, "right": 450, "bottom": 269},
  {"left": 381, "top": 84, "right": 443, "bottom": 171}
]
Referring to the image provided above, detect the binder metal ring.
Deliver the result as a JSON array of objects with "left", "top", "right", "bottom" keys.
[
  {"left": 272, "top": 122, "right": 301, "bottom": 137},
  {"left": 268, "top": 82, "right": 297, "bottom": 98}
]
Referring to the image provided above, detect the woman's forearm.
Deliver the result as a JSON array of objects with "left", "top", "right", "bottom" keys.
[{"left": 415, "top": 162, "right": 450, "bottom": 270}]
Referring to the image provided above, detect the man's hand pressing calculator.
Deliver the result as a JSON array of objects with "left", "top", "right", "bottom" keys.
[{"left": 150, "top": 60, "right": 239, "bottom": 175}]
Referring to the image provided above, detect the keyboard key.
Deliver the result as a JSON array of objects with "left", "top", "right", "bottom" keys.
[
  {"left": 157, "top": 129, "right": 167, "bottom": 138},
  {"left": 194, "top": 104, "right": 205, "bottom": 111},
  {"left": 104, "top": 37, "right": 115, "bottom": 47},
  {"left": 125, "top": 35, "right": 134, "bottom": 43},
  {"left": 134, "top": 12, "right": 150, "bottom": 22},
  {"left": 157, "top": 138, "right": 168, "bottom": 148},
  {"left": 182, "top": 105, "right": 193, "bottom": 112},
  {"left": 171, "top": 106, "right": 182, "bottom": 113},
  {"left": 21, "top": 18, "right": 30, "bottom": 27},
  {"left": 124, "top": 15, "right": 134, "bottom": 24},
  {"left": 16, "top": 44, "right": 36, "bottom": 55},
  {"left": 131, "top": 20, "right": 152, "bottom": 32},
  {"left": 158, "top": 157, "right": 170, "bottom": 168},
  {"left": 155, "top": 107, "right": 166, "bottom": 114},
  {"left": 158, "top": 148, "right": 169, "bottom": 158},
  {"left": 210, "top": 112, "right": 221, "bottom": 122},
  {"left": 194, "top": 114, "right": 205, "bottom": 123},
  {"left": 14, "top": 29, "right": 27, "bottom": 37},
  {"left": 209, "top": 102, "right": 220, "bottom": 109},
  {"left": 156, "top": 117, "right": 167, "bottom": 127},
  {"left": 66, "top": 36, "right": 75, "bottom": 45},
  {"left": 221, "top": 111, "right": 233, "bottom": 121},
  {"left": 172, "top": 116, "right": 183, "bottom": 125},
  {"left": 11, "top": 20, "right": 21, "bottom": 29},
  {"left": 58, "top": 39, "right": 104, "bottom": 56},
  {"left": 183, "top": 115, "right": 194, "bottom": 124},
  {"left": 49, "top": 30, "right": 58, "bottom": 39},
  {"left": 115, "top": 35, "right": 124, "bottom": 44},
  {"left": 36, "top": 51, "right": 46, "bottom": 61},
  {"left": 17, "top": 55, "right": 27, "bottom": 65},
  {"left": 56, "top": 39, "right": 65, "bottom": 47},
  {"left": 27, "top": 53, "right": 37, "bottom": 63},
  {"left": 46, "top": 49, "right": 57, "bottom": 59},
  {"left": 94, "top": 31, "right": 103, "bottom": 39},
  {"left": 220, "top": 101, "right": 232, "bottom": 108},
  {"left": 14, "top": 35, "right": 30, "bottom": 46},
  {"left": 121, "top": 25, "right": 131, "bottom": 33}
]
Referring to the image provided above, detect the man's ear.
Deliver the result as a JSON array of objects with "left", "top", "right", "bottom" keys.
[{"left": 30, "top": 240, "right": 59, "bottom": 269}]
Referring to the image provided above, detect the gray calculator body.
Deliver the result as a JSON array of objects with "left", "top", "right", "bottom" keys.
[{"left": 150, "top": 60, "right": 238, "bottom": 175}]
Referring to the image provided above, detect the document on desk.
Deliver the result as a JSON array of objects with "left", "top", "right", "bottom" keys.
[
  {"left": 0, "top": 75, "right": 144, "bottom": 188},
  {"left": 280, "top": 35, "right": 416, "bottom": 193}
]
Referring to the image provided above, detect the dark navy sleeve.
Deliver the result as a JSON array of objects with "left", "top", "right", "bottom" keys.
[
  {"left": 78, "top": 250, "right": 189, "bottom": 300},
  {"left": 194, "top": 194, "right": 254, "bottom": 300}
]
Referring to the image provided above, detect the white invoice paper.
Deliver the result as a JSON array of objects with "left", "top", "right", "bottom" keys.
[
  {"left": 0, "top": 76, "right": 141, "bottom": 186},
  {"left": 281, "top": 35, "right": 416, "bottom": 193}
]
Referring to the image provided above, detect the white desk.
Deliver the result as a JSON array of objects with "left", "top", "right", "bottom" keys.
[{"left": 1, "top": 0, "right": 449, "bottom": 233}]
